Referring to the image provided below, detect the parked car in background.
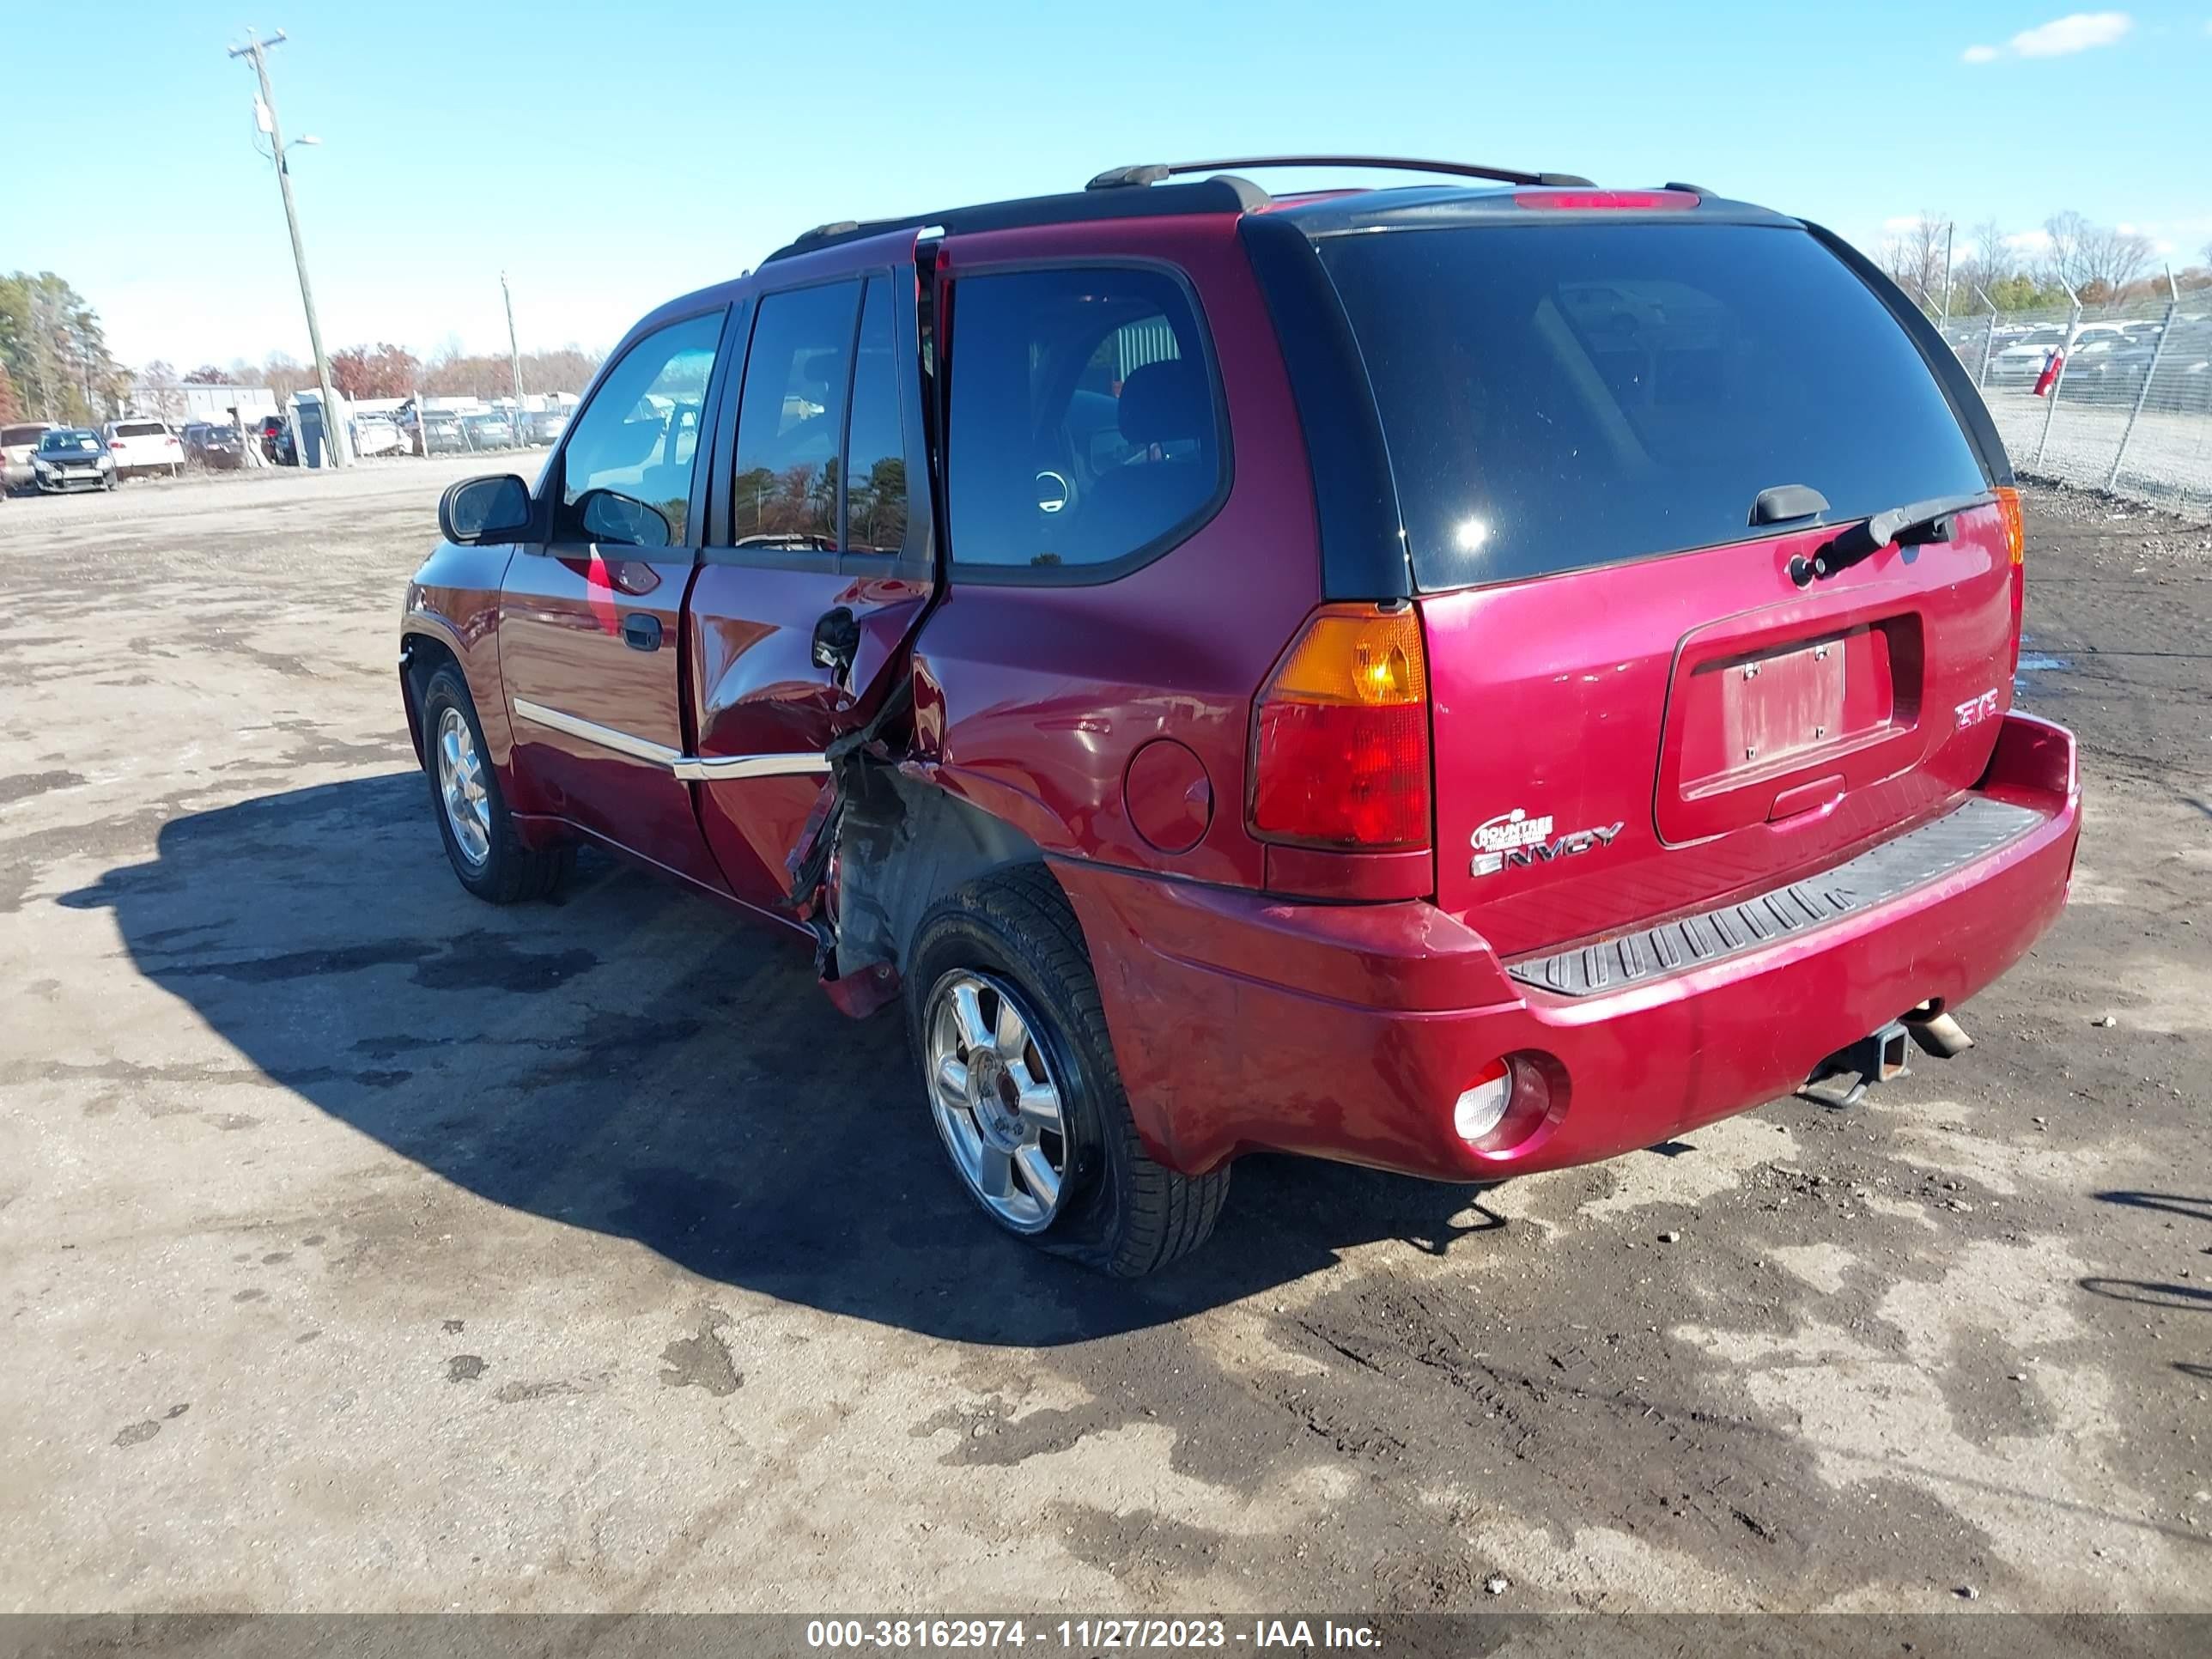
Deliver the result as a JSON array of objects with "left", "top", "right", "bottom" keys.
[
  {"left": 2062, "top": 333, "right": 2161, "bottom": 401},
  {"left": 27, "top": 428, "right": 115, "bottom": 493},
  {"left": 400, "top": 161, "right": 2077, "bottom": 1273},
  {"left": 406, "top": 410, "right": 468, "bottom": 455},
  {"left": 524, "top": 407, "right": 570, "bottom": 446},
  {"left": 182, "top": 422, "right": 246, "bottom": 470},
  {"left": 256, "top": 415, "right": 297, "bottom": 465},
  {"left": 103, "top": 419, "right": 185, "bottom": 479},
  {"left": 351, "top": 415, "right": 406, "bottom": 458},
  {"left": 459, "top": 412, "right": 515, "bottom": 450},
  {"left": 2, "top": 422, "right": 57, "bottom": 491}
]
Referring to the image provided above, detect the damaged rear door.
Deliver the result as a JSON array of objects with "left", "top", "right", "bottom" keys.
[{"left": 684, "top": 250, "right": 936, "bottom": 915}]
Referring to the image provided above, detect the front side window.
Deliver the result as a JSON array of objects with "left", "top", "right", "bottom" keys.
[
  {"left": 945, "top": 267, "right": 1223, "bottom": 574},
  {"left": 555, "top": 309, "right": 725, "bottom": 548},
  {"left": 731, "top": 282, "right": 858, "bottom": 550}
]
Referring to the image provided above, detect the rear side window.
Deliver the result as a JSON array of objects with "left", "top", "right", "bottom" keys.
[
  {"left": 1318, "top": 223, "right": 1990, "bottom": 590},
  {"left": 946, "top": 267, "right": 1223, "bottom": 576},
  {"left": 732, "top": 281, "right": 858, "bottom": 550},
  {"left": 843, "top": 279, "right": 909, "bottom": 554}
]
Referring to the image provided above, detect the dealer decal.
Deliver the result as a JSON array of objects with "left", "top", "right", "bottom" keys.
[{"left": 1471, "top": 807, "right": 1626, "bottom": 877}]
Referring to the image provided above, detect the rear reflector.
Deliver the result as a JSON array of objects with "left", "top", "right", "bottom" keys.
[
  {"left": 1250, "top": 605, "right": 1431, "bottom": 850},
  {"left": 1454, "top": 1053, "right": 1558, "bottom": 1156},
  {"left": 1453, "top": 1060, "right": 1512, "bottom": 1141},
  {"left": 1514, "top": 189, "right": 1698, "bottom": 211}
]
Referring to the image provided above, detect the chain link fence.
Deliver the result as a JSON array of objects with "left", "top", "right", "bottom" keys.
[{"left": 1931, "top": 295, "right": 2212, "bottom": 521}]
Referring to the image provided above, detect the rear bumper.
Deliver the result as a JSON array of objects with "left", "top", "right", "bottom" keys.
[{"left": 1058, "top": 712, "right": 2080, "bottom": 1182}]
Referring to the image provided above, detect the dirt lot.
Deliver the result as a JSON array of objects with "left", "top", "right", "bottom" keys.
[{"left": 0, "top": 465, "right": 2207, "bottom": 1616}]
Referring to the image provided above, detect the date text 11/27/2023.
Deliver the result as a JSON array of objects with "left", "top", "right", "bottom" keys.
[{"left": 804, "top": 1620, "right": 1382, "bottom": 1650}]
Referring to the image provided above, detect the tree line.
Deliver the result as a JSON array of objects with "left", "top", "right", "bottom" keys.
[
  {"left": 1879, "top": 212, "right": 2212, "bottom": 316},
  {"left": 158, "top": 341, "right": 605, "bottom": 403},
  {"left": 0, "top": 272, "right": 127, "bottom": 426}
]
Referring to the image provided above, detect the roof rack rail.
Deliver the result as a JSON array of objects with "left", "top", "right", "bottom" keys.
[{"left": 1087, "top": 155, "right": 1596, "bottom": 191}]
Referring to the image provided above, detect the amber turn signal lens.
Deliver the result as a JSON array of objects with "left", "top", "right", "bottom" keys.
[
  {"left": 1265, "top": 607, "right": 1427, "bottom": 708},
  {"left": 1996, "top": 486, "right": 2025, "bottom": 567}
]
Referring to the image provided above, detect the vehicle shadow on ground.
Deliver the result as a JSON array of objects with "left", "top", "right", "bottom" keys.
[{"left": 62, "top": 774, "right": 1499, "bottom": 1345}]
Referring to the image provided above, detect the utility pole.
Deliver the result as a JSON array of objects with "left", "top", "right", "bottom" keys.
[
  {"left": 228, "top": 29, "right": 347, "bottom": 467},
  {"left": 501, "top": 271, "right": 526, "bottom": 419}
]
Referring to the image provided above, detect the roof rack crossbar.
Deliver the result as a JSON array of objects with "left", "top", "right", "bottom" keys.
[{"left": 1087, "top": 155, "right": 1596, "bottom": 191}]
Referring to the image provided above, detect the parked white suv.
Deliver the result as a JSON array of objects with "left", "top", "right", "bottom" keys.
[
  {"left": 2, "top": 422, "right": 56, "bottom": 490},
  {"left": 104, "top": 420, "right": 185, "bottom": 479}
]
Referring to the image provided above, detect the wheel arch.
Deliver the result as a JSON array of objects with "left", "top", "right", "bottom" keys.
[{"left": 834, "top": 765, "right": 1068, "bottom": 983}]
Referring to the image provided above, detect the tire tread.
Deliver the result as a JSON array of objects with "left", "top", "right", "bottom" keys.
[{"left": 914, "top": 863, "right": 1229, "bottom": 1276}]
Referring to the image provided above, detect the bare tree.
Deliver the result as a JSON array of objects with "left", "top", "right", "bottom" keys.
[
  {"left": 1881, "top": 213, "right": 1953, "bottom": 307},
  {"left": 2038, "top": 210, "right": 2155, "bottom": 301},
  {"left": 262, "top": 351, "right": 313, "bottom": 401},
  {"left": 2039, "top": 210, "right": 2092, "bottom": 295},
  {"left": 137, "top": 360, "right": 185, "bottom": 422},
  {"left": 1952, "top": 218, "right": 2013, "bottom": 311}
]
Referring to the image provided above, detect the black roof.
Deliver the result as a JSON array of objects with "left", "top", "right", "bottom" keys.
[{"left": 763, "top": 175, "right": 1267, "bottom": 264}]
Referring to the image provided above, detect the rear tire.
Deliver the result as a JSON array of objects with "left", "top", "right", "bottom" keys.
[
  {"left": 906, "top": 866, "right": 1230, "bottom": 1275},
  {"left": 417, "top": 663, "right": 572, "bottom": 903}
]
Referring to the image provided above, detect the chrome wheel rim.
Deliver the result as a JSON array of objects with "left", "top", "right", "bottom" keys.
[
  {"left": 434, "top": 706, "right": 492, "bottom": 867},
  {"left": 925, "top": 970, "right": 1069, "bottom": 1233}
]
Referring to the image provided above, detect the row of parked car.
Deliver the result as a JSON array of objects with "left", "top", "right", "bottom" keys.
[
  {"left": 0, "top": 400, "right": 576, "bottom": 492},
  {"left": 398, "top": 403, "right": 572, "bottom": 454},
  {"left": 1966, "top": 314, "right": 2212, "bottom": 404},
  {"left": 0, "top": 419, "right": 199, "bottom": 493}
]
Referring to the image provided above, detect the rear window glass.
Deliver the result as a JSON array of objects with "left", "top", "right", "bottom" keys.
[
  {"left": 3, "top": 425, "right": 49, "bottom": 447},
  {"left": 946, "top": 267, "right": 1222, "bottom": 575},
  {"left": 1317, "top": 223, "right": 1989, "bottom": 590},
  {"left": 113, "top": 422, "right": 167, "bottom": 437}
]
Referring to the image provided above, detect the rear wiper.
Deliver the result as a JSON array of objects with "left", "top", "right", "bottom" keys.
[{"left": 1789, "top": 493, "right": 1988, "bottom": 586}]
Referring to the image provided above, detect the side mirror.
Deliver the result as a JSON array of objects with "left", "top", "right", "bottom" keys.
[
  {"left": 574, "top": 487, "right": 672, "bottom": 549},
  {"left": 439, "top": 474, "right": 533, "bottom": 544}
]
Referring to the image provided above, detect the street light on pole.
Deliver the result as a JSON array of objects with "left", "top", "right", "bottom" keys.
[{"left": 228, "top": 28, "right": 348, "bottom": 467}]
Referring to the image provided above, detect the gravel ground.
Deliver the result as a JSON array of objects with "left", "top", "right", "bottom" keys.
[
  {"left": 1985, "top": 386, "right": 2212, "bottom": 523},
  {"left": 0, "top": 466, "right": 2207, "bottom": 1616}
]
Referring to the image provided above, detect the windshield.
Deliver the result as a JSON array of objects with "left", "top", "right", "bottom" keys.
[
  {"left": 1318, "top": 222, "right": 1989, "bottom": 589},
  {"left": 40, "top": 431, "right": 101, "bottom": 453}
]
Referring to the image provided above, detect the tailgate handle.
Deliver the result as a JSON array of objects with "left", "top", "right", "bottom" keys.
[{"left": 1768, "top": 774, "right": 1845, "bottom": 824}]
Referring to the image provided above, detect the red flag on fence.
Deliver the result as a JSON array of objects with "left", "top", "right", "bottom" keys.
[{"left": 2033, "top": 351, "right": 2063, "bottom": 398}]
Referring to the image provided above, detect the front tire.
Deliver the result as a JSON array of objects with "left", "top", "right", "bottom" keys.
[
  {"left": 417, "top": 663, "right": 572, "bottom": 903},
  {"left": 906, "top": 866, "right": 1229, "bottom": 1275}
]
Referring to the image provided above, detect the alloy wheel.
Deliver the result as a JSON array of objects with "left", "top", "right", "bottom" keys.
[{"left": 924, "top": 970, "right": 1070, "bottom": 1232}]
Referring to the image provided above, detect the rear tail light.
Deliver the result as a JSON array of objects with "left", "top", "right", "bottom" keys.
[
  {"left": 1997, "top": 485, "right": 2026, "bottom": 679},
  {"left": 1249, "top": 604, "right": 1431, "bottom": 849},
  {"left": 1514, "top": 189, "right": 1698, "bottom": 211}
]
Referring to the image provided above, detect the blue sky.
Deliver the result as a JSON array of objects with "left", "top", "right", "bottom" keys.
[{"left": 7, "top": 2, "right": 2209, "bottom": 368}]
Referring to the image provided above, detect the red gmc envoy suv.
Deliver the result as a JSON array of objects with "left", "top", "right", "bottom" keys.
[{"left": 399, "top": 156, "right": 2081, "bottom": 1274}]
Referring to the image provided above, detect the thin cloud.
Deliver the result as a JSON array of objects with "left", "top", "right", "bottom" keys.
[{"left": 1961, "top": 10, "right": 2133, "bottom": 63}]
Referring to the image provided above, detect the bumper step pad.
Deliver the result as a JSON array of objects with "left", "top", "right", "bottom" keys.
[{"left": 1507, "top": 796, "right": 2045, "bottom": 999}]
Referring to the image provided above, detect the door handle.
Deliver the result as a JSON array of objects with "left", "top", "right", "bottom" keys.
[
  {"left": 811, "top": 607, "right": 860, "bottom": 678},
  {"left": 623, "top": 612, "right": 663, "bottom": 653}
]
